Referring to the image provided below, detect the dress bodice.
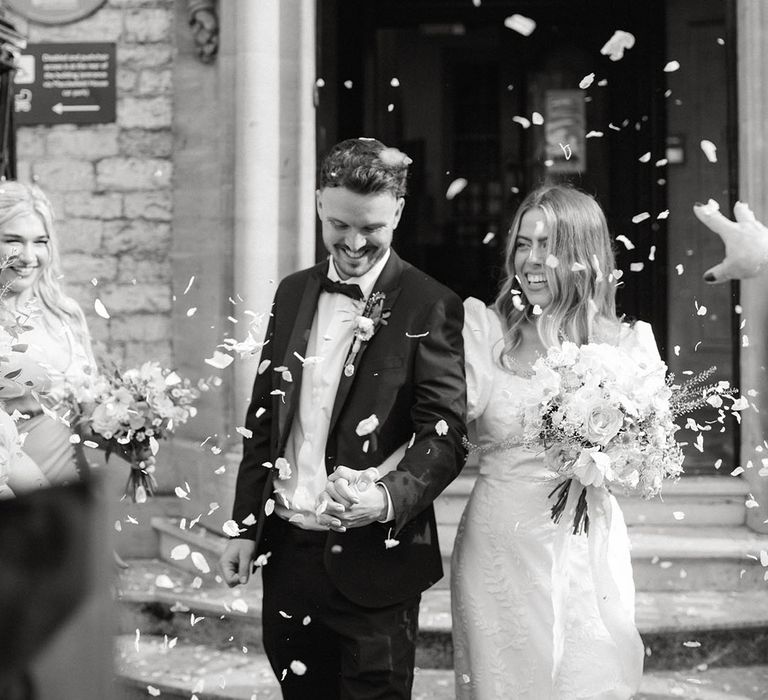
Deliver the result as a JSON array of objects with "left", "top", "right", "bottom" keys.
[{"left": 462, "top": 297, "right": 661, "bottom": 482}]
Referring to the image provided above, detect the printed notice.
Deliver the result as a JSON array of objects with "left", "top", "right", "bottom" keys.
[{"left": 13, "top": 42, "right": 116, "bottom": 125}]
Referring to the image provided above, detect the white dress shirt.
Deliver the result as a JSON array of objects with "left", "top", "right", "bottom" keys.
[{"left": 274, "top": 250, "right": 392, "bottom": 529}]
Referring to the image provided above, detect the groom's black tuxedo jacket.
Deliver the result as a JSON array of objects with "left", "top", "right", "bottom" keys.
[{"left": 232, "top": 251, "right": 467, "bottom": 608}]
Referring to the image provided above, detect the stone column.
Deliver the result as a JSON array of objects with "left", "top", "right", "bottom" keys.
[
  {"left": 213, "top": 0, "right": 316, "bottom": 526},
  {"left": 737, "top": 0, "right": 768, "bottom": 533}
]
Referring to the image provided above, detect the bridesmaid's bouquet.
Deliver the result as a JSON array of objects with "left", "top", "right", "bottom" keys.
[
  {"left": 65, "top": 362, "right": 207, "bottom": 502},
  {"left": 516, "top": 340, "right": 733, "bottom": 534}
]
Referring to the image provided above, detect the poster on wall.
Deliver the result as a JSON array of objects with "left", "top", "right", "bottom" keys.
[
  {"left": 5, "top": 0, "right": 106, "bottom": 25},
  {"left": 13, "top": 42, "right": 116, "bottom": 125},
  {"left": 544, "top": 90, "right": 587, "bottom": 173}
]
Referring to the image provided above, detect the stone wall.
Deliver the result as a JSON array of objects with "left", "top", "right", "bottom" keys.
[{"left": 10, "top": 0, "right": 176, "bottom": 368}]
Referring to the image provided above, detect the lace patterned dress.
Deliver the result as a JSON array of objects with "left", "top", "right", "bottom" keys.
[{"left": 451, "top": 298, "right": 654, "bottom": 699}]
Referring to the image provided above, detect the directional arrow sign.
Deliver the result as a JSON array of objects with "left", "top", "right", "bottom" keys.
[
  {"left": 52, "top": 103, "right": 101, "bottom": 114},
  {"left": 13, "top": 42, "right": 116, "bottom": 125}
]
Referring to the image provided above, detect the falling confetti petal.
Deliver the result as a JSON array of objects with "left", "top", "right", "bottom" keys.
[
  {"left": 657, "top": 210, "right": 669, "bottom": 219},
  {"left": 615, "top": 235, "right": 635, "bottom": 250},
  {"left": 94, "top": 298, "right": 110, "bottom": 319},
  {"left": 639, "top": 152, "right": 651, "bottom": 163},
  {"left": 571, "top": 262, "right": 587, "bottom": 272},
  {"left": 231, "top": 598, "right": 249, "bottom": 613},
  {"left": 545, "top": 255, "right": 559, "bottom": 268},
  {"left": 579, "top": 73, "right": 595, "bottom": 89},
  {"left": 664, "top": 60, "right": 681, "bottom": 72},
  {"left": 631, "top": 212, "right": 650, "bottom": 224},
  {"left": 155, "top": 574, "right": 175, "bottom": 589},
  {"left": 630, "top": 262, "right": 645, "bottom": 272},
  {"left": 700, "top": 140, "right": 718, "bottom": 163},
  {"left": 446, "top": 178, "right": 468, "bottom": 200},
  {"left": 482, "top": 232, "right": 495, "bottom": 244},
  {"left": 186, "top": 307, "right": 197, "bottom": 317},
  {"left": 585, "top": 131, "right": 604, "bottom": 139},
  {"left": 223, "top": 520, "right": 240, "bottom": 537},
  {"left": 170, "top": 544, "right": 190, "bottom": 561},
  {"left": 148, "top": 686, "right": 161, "bottom": 697},
  {"left": 504, "top": 14, "right": 536, "bottom": 36},
  {"left": 236, "top": 426, "right": 253, "bottom": 439},
  {"left": 600, "top": 30, "right": 636, "bottom": 61},
  {"left": 531, "top": 111, "right": 544, "bottom": 125},
  {"left": 205, "top": 351, "right": 234, "bottom": 369},
  {"left": 512, "top": 115, "right": 531, "bottom": 128},
  {"left": 356, "top": 414, "right": 380, "bottom": 436},
  {"left": 435, "top": 419, "right": 449, "bottom": 436},
  {"left": 290, "top": 660, "right": 307, "bottom": 676},
  {"left": 191, "top": 552, "right": 210, "bottom": 573},
  {"left": 175, "top": 486, "right": 190, "bottom": 500}
]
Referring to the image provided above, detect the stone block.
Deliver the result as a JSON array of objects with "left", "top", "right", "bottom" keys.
[
  {"left": 27, "top": 8, "right": 124, "bottom": 42},
  {"left": 15, "top": 161, "right": 32, "bottom": 184},
  {"left": 118, "top": 129, "right": 174, "bottom": 158},
  {"left": 123, "top": 8, "right": 173, "bottom": 43},
  {"left": 31, "top": 160, "right": 95, "bottom": 191},
  {"left": 110, "top": 313, "right": 172, "bottom": 342},
  {"left": 117, "top": 258, "right": 172, "bottom": 284},
  {"left": 16, "top": 127, "right": 46, "bottom": 158},
  {"left": 137, "top": 68, "right": 173, "bottom": 96},
  {"left": 46, "top": 126, "right": 120, "bottom": 159},
  {"left": 56, "top": 218, "right": 104, "bottom": 252},
  {"left": 63, "top": 192, "right": 123, "bottom": 220},
  {"left": 108, "top": 0, "right": 174, "bottom": 7},
  {"left": 60, "top": 253, "right": 119, "bottom": 284},
  {"left": 99, "top": 283, "right": 172, "bottom": 314},
  {"left": 123, "top": 191, "right": 172, "bottom": 220},
  {"left": 118, "top": 43, "right": 174, "bottom": 70},
  {"left": 103, "top": 220, "right": 171, "bottom": 255},
  {"left": 122, "top": 339, "right": 173, "bottom": 367},
  {"left": 118, "top": 96, "right": 172, "bottom": 129},
  {"left": 96, "top": 158, "right": 172, "bottom": 190},
  {"left": 117, "top": 67, "right": 139, "bottom": 93}
]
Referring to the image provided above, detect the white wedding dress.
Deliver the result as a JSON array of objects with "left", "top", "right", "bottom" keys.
[{"left": 452, "top": 298, "right": 656, "bottom": 699}]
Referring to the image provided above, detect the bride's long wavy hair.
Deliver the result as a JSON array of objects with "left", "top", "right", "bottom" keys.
[
  {"left": 0, "top": 181, "right": 93, "bottom": 360},
  {"left": 494, "top": 184, "right": 621, "bottom": 358}
]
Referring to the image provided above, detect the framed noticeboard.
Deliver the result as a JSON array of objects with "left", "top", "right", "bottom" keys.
[
  {"left": 5, "top": 0, "right": 106, "bottom": 25},
  {"left": 13, "top": 42, "right": 116, "bottom": 125},
  {"left": 544, "top": 90, "right": 587, "bottom": 173}
]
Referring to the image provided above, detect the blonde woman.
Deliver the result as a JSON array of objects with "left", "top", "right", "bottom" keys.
[
  {"left": 0, "top": 182, "right": 95, "bottom": 485},
  {"left": 452, "top": 185, "right": 659, "bottom": 699}
]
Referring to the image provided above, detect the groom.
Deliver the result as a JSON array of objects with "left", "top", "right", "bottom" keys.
[{"left": 219, "top": 137, "right": 467, "bottom": 699}]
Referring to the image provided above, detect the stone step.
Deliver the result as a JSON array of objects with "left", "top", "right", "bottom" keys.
[
  {"left": 152, "top": 515, "right": 768, "bottom": 594},
  {"left": 435, "top": 475, "right": 750, "bottom": 527},
  {"left": 117, "top": 559, "right": 768, "bottom": 672},
  {"left": 437, "top": 523, "right": 768, "bottom": 591},
  {"left": 114, "top": 634, "right": 768, "bottom": 700}
]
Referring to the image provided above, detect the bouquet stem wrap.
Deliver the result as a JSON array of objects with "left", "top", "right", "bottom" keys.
[
  {"left": 550, "top": 483, "right": 644, "bottom": 695},
  {"left": 119, "top": 444, "right": 156, "bottom": 503}
]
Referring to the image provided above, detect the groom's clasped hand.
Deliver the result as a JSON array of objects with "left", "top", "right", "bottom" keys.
[{"left": 315, "top": 466, "right": 385, "bottom": 532}]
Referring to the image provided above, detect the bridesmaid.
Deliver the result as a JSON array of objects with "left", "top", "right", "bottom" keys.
[{"left": 0, "top": 182, "right": 96, "bottom": 484}]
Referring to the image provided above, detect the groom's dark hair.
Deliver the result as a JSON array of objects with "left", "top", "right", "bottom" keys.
[{"left": 319, "top": 138, "right": 410, "bottom": 198}]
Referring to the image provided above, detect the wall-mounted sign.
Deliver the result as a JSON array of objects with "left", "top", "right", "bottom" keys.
[
  {"left": 544, "top": 90, "right": 587, "bottom": 174},
  {"left": 13, "top": 42, "right": 116, "bottom": 125},
  {"left": 5, "top": 0, "right": 106, "bottom": 26}
]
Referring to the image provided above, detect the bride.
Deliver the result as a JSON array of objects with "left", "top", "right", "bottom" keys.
[{"left": 452, "top": 185, "right": 659, "bottom": 699}]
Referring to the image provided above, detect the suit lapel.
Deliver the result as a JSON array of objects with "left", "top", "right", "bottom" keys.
[
  {"left": 277, "top": 265, "right": 324, "bottom": 448},
  {"left": 327, "top": 251, "right": 404, "bottom": 438}
]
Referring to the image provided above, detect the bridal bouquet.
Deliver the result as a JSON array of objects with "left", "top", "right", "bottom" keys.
[
  {"left": 516, "top": 340, "right": 730, "bottom": 534},
  {"left": 65, "top": 362, "right": 205, "bottom": 502}
]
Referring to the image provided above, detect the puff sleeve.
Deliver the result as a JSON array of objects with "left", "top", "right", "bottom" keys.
[{"left": 463, "top": 297, "right": 496, "bottom": 423}]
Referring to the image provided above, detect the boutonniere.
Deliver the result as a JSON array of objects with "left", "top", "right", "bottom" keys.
[{"left": 344, "top": 292, "right": 390, "bottom": 377}]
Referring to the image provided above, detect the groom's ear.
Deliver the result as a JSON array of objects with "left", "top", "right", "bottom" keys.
[
  {"left": 316, "top": 189, "right": 323, "bottom": 218},
  {"left": 393, "top": 197, "right": 405, "bottom": 228}
]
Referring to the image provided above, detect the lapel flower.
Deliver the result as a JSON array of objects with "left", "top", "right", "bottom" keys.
[{"left": 344, "top": 292, "right": 390, "bottom": 377}]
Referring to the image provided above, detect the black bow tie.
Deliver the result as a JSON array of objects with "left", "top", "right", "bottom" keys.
[{"left": 319, "top": 276, "right": 364, "bottom": 301}]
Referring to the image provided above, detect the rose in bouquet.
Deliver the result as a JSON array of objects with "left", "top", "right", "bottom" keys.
[
  {"left": 66, "top": 361, "right": 207, "bottom": 502},
  {"left": 515, "top": 340, "right": 732, "bottom": 534}
]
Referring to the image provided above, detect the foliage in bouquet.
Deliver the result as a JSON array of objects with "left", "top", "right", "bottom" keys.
[
  {"left": 516, "top": 340, "right": 733, "bottom": 534},
  {"left": 68, "top": 361, "right": 211, "bottom": 502}
]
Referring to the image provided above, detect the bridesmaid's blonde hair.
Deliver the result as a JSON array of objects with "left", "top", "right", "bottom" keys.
[
  {"left": 0, "top": 181, "right": 93, "bottom": 360},
  {"left": 494, "top": 184, "right": 621, "bottom": 356}
]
